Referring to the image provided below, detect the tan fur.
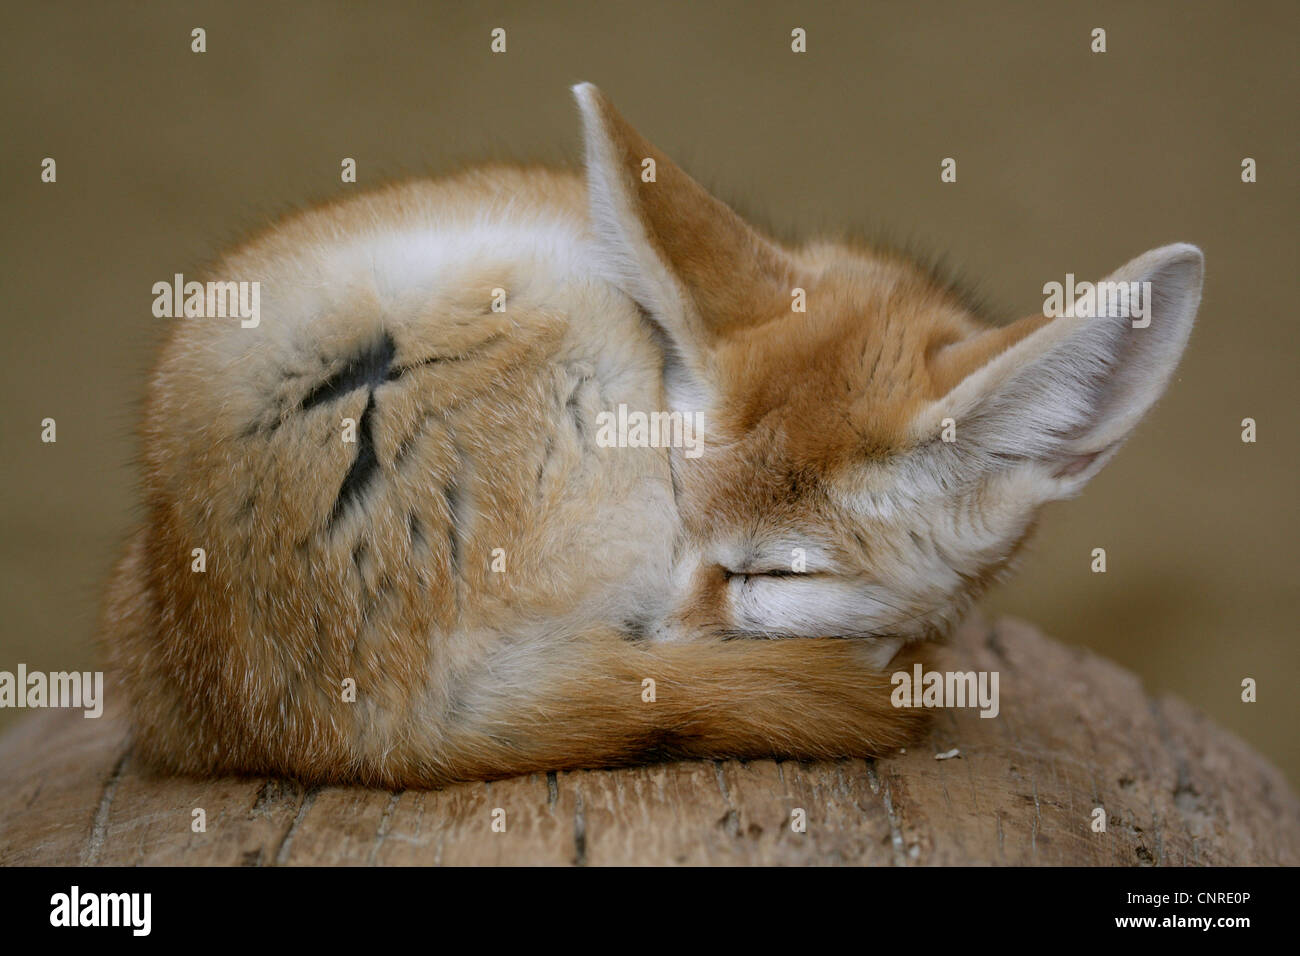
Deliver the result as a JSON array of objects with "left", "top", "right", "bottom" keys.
[{"left": 102, "top": 86, "right": 1201, "bottom": 786}]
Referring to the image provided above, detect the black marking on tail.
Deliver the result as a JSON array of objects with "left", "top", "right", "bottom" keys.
[
  {"left": 442, "top": 473, "right": 462, "bottom": 577},
  {"left": 314, "top": 334, "right": 396, "bottom": 529},
  {"left": 329, "top": 392, "right": 382, "bottom": 526},
  {"left": 408, "top": 512, "right": 426, "bottom": 551},
  {"left": 619, "top": 618, "right": 648, "bottom": 640},
  {"left": 302, "top": 334, "right": 396, "bottom": 412},
  {"left": 351, "top": 539, "right": 370, "bottom": 576}
]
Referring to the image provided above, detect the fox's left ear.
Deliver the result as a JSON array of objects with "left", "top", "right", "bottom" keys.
[
  {"left": 913, "top": 243, "right": 1203, "bottom": 499},
  {"left": 573, "top": 83, "right": 794, "bottom": 403}
]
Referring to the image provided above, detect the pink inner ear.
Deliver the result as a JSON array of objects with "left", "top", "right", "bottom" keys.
[{"left": 1051, "top": 447, "right": 1107, "bottom": 478}]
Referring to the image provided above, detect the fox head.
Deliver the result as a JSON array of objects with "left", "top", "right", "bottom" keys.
[{"left": 573, "top": 84, "right": 1203, "bottom": 654}]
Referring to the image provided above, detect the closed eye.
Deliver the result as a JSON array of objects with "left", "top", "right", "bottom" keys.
[{"left": 722, "top": 567, "right": 813, "bottom": 580}]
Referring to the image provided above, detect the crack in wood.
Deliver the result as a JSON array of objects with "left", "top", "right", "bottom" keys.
[
  {"left": 367, "top": 792, "right": 402, "bottom": 866},
  {"left": 572, "top": 792, "right": 587, "bottom": 866},
  {"left": 272, "top": 786, "right": 320, "bottom": 865},
  {"left": 712, "top": 761, "right": 741, "bottom": 839},
  {"left": 80, "top": 747, "right": 129, "bottom": 866},
  {"left": 1030, "top": 779, "right": 1041, "bottom": 860},
  {"left": 865, "top": 762, "right": 907, "bottom": 866}
]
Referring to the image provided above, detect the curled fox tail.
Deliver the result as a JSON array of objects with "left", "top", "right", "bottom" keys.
[{"left": 414, "top": 630, "right": 933, "bottom": 786}]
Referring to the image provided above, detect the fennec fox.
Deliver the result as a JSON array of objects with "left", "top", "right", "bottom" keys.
[{"left": 103, "top": 85, "right": 1203, "bottom": 787}]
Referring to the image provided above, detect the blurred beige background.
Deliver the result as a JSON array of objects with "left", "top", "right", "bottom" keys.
[{"left": 2, "top": 2, "right": 1295, "bottom": 783}]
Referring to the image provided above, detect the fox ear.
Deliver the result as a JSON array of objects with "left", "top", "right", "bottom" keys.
[
  {"left": 572, "top": 83, "right": 792, "bottom": 397},
  {"left": 914, "top": 243, "right": 1203, "bottom": 499}
]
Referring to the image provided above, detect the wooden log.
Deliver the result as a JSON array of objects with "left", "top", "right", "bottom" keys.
[{"left": 1, "top": 617, "right": 1295, "bottom": 866}]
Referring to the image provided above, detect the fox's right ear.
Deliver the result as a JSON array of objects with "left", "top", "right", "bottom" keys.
[
  {"left": 911, "top": 243, "right": 1203, "bottom": 502},
  {"left": 573, "top": 83, "right": 793, "bottom": 402}
]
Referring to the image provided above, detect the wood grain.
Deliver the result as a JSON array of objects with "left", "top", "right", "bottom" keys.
[{"left": 2, "top": 617, "right": 1295, "bottom": 866}]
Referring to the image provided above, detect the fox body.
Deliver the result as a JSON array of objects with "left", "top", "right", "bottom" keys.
[{"left": 104, "top": 86, "right": 1203, "bottom": 786}]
